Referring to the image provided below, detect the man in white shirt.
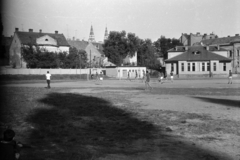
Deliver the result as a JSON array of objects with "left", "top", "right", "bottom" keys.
[{"left": 46, "top": 71, "right": 51, "bottom": 88}]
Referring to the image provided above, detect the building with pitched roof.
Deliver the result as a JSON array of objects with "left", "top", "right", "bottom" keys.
[
  {"left": 67, "top": 39, "right": 115, "bottom": 68},
  {"left": 9, "top": 28, "right": 70, "bottom": 68},
  {"left": 201, "top": 34, "right": 240, "bottom": 73},
  {"left": 165, "top": 46, "right": 231, "bottom": 77}
]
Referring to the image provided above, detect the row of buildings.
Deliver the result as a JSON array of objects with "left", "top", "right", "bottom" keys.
[
  {"left": 1, "top": 27, "right": 240, "bottom": 77},
  {"left": 164, "top": 32, "right": 240, "bottom": 76}
]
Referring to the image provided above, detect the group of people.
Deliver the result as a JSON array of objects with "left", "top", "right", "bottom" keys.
[{"left": 126, "top": 70, "right": 174, "bottom": 91}]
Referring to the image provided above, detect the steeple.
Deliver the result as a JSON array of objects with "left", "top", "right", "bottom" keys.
[
  {"left": 88, "top": 25, "right": 96, "bottom": 42},
  {"left": 104, "top": 26, "right": 108, "bottom": 41}
]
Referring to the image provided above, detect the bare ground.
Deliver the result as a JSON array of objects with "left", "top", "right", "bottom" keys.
[{"left": 1, "top": 78, "right": 240, "bottom": 160}]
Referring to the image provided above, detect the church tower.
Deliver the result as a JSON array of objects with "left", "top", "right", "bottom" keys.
[
  {"left": 88, "top": 25, "right": 96, "bottom": 42},
  {"left": 104, "top": 26, "right": 108, "bottom": 41}
]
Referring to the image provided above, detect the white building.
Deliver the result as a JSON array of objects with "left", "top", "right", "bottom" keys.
[{"left": 9, "top": 28, "right": 70, "bottom": 68}]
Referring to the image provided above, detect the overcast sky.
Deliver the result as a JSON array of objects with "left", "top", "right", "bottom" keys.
[{"left": 1, "top": 0, "right": 240, "bottom": 42}]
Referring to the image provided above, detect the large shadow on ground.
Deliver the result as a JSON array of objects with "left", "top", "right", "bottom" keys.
[
  {"left": 23, "top": 91, "right": 231, "bottom": 160},
  {"left": 193, "top": 96, "right": 240, "bottom": 108}
]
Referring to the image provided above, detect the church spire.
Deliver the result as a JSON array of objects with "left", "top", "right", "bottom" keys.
[
  {"left": 88, "top": 25, "right": 95, "bottom": 42},
  {"left": 104, "top": 26, "right": 108, "bottom": 41}
]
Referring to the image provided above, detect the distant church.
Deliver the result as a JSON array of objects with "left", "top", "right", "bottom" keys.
[{"left": 88, "top": 25, "right": 108, "bottom": 43}]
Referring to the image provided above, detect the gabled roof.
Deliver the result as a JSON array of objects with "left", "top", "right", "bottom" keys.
[
  {"left": 201, "top": 36, "right": 240, "bottom": 45},
  {"left": 166, "top": 46, "right": 231, "bottom": 62},
  {"left": 168, "top": 45, "right": 227, "bottom": 52},
  {"left": 67, "top": 40, "right": 89, "bottom": 50},
  {"left": 68, "top": 40, "right": 104, "bottom": 55},
  {"left": 15, "top": 31, "right": 69, "bottom": 46}
]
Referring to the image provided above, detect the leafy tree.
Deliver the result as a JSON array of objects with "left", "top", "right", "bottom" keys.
[
  {"left": 103, "top": 31, "right": 140, "bottom": 66},
  {"left": 137, "top": 39, "right": 159, "bottom": 69},
  {"left": 21, "top": 46, "right": 88, "bottom": 68},
  {"left": 154, "top": 36, "right": 183, "bottom": 59}
]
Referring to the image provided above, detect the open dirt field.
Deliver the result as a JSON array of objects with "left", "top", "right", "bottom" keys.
[{"left": 1, "top": 78, "right": 240, "bottom": 160}]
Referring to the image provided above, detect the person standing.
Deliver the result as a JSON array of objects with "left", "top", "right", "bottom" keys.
[
  {"left": 95, "top": 71, "right": 99, "bottom": 81},
  {"left": 46, "top": 71, "right": 51, "bottom": 88},
  {"left": 228, "top": 70, "right": 232, "bottom": 84},
  {"left": 142, "top": 70, "right": 146, "bottom": 83},
  {"left": 135, "top": 70, "right": 138, "bottom": 79},
  {"left": 0, "top": 129, "right": 22, "bottom": 160},
  {"left": 170, "top": 71, "right": 174, "bottom": 83},
  {"left": 145, "top": 70, "right": 152, "bottom": 90},
  {"left": 127, "top": 70, "right": 131, "bottom": 81}
]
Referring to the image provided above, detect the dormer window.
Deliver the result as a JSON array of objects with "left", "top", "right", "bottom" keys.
[
  {"left": 45, "top": 39, "right": 48, "bottom": 41},
  {"left": 192, "top": 51, "right": 201, "bottom": 55}
]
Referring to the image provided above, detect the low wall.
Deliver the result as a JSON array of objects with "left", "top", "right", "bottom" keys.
[{"left": 0, "top": 68, "right": 118, "bottom": 78}]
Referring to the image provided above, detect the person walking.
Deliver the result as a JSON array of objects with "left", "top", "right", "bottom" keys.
[
  {"left": 228, "top": 70, "right": 233, "bottom": 84},
  {"left": 135, "top": 70, "right": 138, "bottom": 79},
  {"left": 46, "top": 71, "right": 51, "bottom": 89},
  {"left": 127, "top": 70, "right": 131, "bottom": 81},
  {"left": 170, "top": 71, "right": 174, "bottom": 83},
  {"left": 142, "top": 70, "right": 146, "bottom": 83},
  {"left": 95, "top": 71, "right": 99, "bottom": 81},
  {"left": 145, "top": 70, "right": 152, "bottom": 90}
]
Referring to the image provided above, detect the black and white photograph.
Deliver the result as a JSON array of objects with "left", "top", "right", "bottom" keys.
[{"left": 0, "top": 0, "right": 240, "bottom": 159}]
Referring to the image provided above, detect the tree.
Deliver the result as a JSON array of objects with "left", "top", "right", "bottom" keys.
[
  {"left": 154, "top": 36, "right": 183, "bottom": 59},
  {"left": 137, "top": 39, "right": 159, "bottom": 70},
  {"left": 21, "top": 46, "right": 88, "bottom": 68},
  {"left": 103, "top": 31, "right": 140, "bottom": 66}
]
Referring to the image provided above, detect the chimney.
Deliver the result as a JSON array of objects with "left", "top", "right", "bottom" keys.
[
  {"left": 55, "top": 31, "right": 58, "bottom": 34},
  {"left": 205, "top": 46, "right": 209, "bottom": 50},
  {"left": 228, "top": 35, "right": 230, "bottom": 37},
  {"left": 73, "top": 37, "right": 75, "bottom": 40},
  {"left": 15, "top": 28, "right": 19, "bottom": 32},
  {"left": 29, "top": 29, "right": 33, "bottom": 32},
  {"left": 175, "top": 47, "right": 177, "bottom": 51},
  {"left": 235, "top": 34, "right": 239, "bottom": 36},
  {"left": 197, "top": 32, "right": 200, "bottom": 35},
  {"left": 217, "top": 45, "right": 220, "bottom": 50},
  {"left": 184, "top": 46, "right": 188, "bottom": 51},
  {"left": 39, "top": 29, "right": 42, "bottom": 33}
]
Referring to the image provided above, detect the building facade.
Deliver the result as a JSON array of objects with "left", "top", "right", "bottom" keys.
[
  {"left": 201, "top": 34, "right": 240, "bottom": 73},
  {"left": 165, "top": 46, "right": 231, "bottom": 77},
  {"left": 179, "top": 32, "right": 218, "bottom": 46},
  {"left": 9, "top": 28, "right": 69, "bottom": 68}
]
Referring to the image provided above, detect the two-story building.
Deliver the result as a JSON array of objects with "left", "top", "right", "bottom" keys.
[
  {"left": 201, "top": 34, "right": 240, "bottom": 73},
  {"left": 9, "top": 28, "right": 70, "bottom": 68}
]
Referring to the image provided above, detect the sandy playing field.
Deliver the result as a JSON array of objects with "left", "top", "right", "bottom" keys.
[{"left": 1, "top": 78, "right": 240, "bottom": 160}]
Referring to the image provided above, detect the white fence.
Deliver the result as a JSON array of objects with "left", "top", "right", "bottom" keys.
[{"left": 0, "top": 67, "right": 118, "bottom": 77}]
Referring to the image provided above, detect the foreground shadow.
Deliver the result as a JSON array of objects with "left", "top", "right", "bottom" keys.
[
  {"left": 23, "top": 92, "right": 231, "bottom": 160},
  {"left": 193, "top": 96, "right": 240, "bottom": 108}
]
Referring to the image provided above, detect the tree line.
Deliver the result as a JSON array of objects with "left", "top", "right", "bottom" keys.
[
  {"left": 103, "top": 31, "right": 183, "bottom": 70},
  {"left": 21, "top": 46, "right": 88, "bottom": 69}
]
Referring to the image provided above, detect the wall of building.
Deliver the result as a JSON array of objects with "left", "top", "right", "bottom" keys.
[
  {"left": 116, "top": 67, "right": 146, "bottom": 79},
  {"left": 166, "top": 60, "right": 231, "bottom": 77},
  {"left": 36, "top": 35, "right": 57, "bottom": 46},
  {"left": 9, "top": 34, "right": 27, "bottom": 68},
  {"left": 168, "top": 52, "right": 183, "bottom": 59}
]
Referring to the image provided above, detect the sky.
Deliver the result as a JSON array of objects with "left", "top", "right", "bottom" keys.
[{"left": 1, "top": 0, "right": 240, "bottom": 42}]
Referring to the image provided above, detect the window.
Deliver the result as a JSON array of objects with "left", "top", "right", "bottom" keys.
[
  {"left": 229, "top": 51, "right": 232, "bottom": 58},
  {"left": 202, "top": 63, "right": 205, "bottom": 71},
  {"left": 223, "top": 62, "right": 226, "bottom": 71},
  {"left": 192, "top": 63, "right": 195, "bottom": 71},
  {"left": 45, "top": 39, "right": 48, "bottom": 41},
  {"left": 213, "top": 62, "right": 216, "bottom": 71},
  {"left": 207, "top": 62, "right": 210, "bottom": 71},
  {"left": 238, "top": 61, "right": 239, "bottom": 68},
  {"left": 181, "top": 63, "right": 184, "bottom": 72},
  {"left": 171, "top": 63, "right": 174, "bottom": 72},
  {"left": 188, "top": 63, "right": 191, "bottom": 71}
]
